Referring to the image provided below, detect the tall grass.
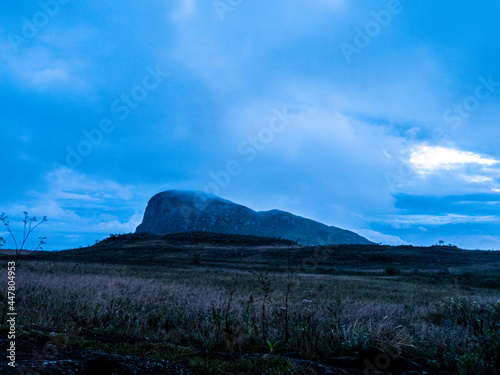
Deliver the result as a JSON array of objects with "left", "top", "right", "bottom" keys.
[{"left": 7, "top": 261, "right": 500, "bottom": 374}]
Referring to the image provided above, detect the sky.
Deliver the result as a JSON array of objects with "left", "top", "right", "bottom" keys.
[{"left": 1, "top": 0, "right": 500, "bottom": 250}]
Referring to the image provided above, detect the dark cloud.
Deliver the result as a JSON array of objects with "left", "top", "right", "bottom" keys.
[{"left": 1, "top": 1, "right": 500, "bottom": 249}]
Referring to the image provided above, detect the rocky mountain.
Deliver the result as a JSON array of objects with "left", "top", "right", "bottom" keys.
[{"left": 135, "top": 190, "right": 373, "bottom": 246}]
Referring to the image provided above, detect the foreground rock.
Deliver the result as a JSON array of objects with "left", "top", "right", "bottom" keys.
[
  {"left": 0, "top": 337, "right": 434, "bottom": 375},
  {"left": 1, "top": 336, "right": 335, "bottom": 375},
  {"left": 0, "top": 338, "right": 194, "bottom": 375},
  {"left": 136, "top": 190, "right": 373, "bottom": 246}
]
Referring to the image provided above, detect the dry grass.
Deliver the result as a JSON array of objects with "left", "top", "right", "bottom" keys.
[{"left": 5, "top": 259, "right": 499, "bottom": 374}]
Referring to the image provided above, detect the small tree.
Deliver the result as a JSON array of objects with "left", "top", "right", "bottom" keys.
[{"left": 0, "top": 212, "right": 47, "bottom": 255}]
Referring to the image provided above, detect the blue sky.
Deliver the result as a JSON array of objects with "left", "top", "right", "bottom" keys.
[{"left": 1, "top": 0, "right": 500, "bottom": 250}]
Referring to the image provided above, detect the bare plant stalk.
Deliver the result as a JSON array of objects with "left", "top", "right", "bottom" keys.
[
  {"left": 259, "top": 271, "right": 272, "bottom": 340},
  {"left": 224, "top": 271, "right": 239, "bottom": 335},
  {"left": 0, "top": 212, "right": 47, "bottom": 255},
  {"left": 284, "top": 250, "right": 294, "bottom": 344}
]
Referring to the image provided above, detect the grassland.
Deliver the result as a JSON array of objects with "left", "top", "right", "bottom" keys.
[{"left": 1, "top": 233, "right": 499, "bottom": 374}]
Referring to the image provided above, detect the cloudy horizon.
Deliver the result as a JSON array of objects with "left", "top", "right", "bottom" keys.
[{"left": 2, "top": 0, "right": 500, "bottom": 250}]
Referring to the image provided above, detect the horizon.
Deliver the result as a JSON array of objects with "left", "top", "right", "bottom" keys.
[
  {"left": 1, "top": 188, "right": 498, "bottom": 251},
  {"left": 2, "top": 1, "right": 500, "bottom": 251},
  {"left": 2, "top": 228, "right": 496, "bottom": 253}
]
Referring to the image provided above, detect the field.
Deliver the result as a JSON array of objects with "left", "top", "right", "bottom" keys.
[{"left": 1, "top": 233, "right": 500, "bottom": 374}]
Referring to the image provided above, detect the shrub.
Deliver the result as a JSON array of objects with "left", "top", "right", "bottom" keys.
[{"left": 385, "top": 266, "right": 400, "bottom": 276}]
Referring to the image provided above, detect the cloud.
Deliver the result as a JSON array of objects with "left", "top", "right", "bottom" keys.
[
  {"left": 310, "top": 0, "right": 345, "bottom": 10},
  {"left": 410, "top": 145, "right": 498, "bottom": 174},
  {"left": 28, "top": 67, "right": 69, "bottom": 86},
  {"left": 1, "top": 168, "right": 154, "bottom": 249},
  {"left": 171, "top": 0, "right": 197, "bottom": 22},
  {"left": 46, "top": 168, "right": 137, "bottom": 202},
  {"left": 376, "top": 214, "right": 498, "bottom": 228},
  {"left": 356, "top": 229, "right": 409, "bottom": 246},
  {"left": 2, "top": 0, "right": 500, "bottom": 251},
  {"left": 0, "top": 43, "right": 91, "bottom": 92}
]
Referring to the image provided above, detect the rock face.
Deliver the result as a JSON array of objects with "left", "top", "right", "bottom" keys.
[{"left": 135, "top": 190, "right": 373, "bottom": 246}]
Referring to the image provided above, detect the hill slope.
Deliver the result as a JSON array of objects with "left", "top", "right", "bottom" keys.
[{"left": 135, "top": 190, "right": 373, "bottom": 245}]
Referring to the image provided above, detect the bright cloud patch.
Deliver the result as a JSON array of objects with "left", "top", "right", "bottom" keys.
[
  {"left": 356, "top": 229, "right": 409, "bottom": 246},
  {"left": 410, "top": 145, "right": 498, "bottom": 174}
]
